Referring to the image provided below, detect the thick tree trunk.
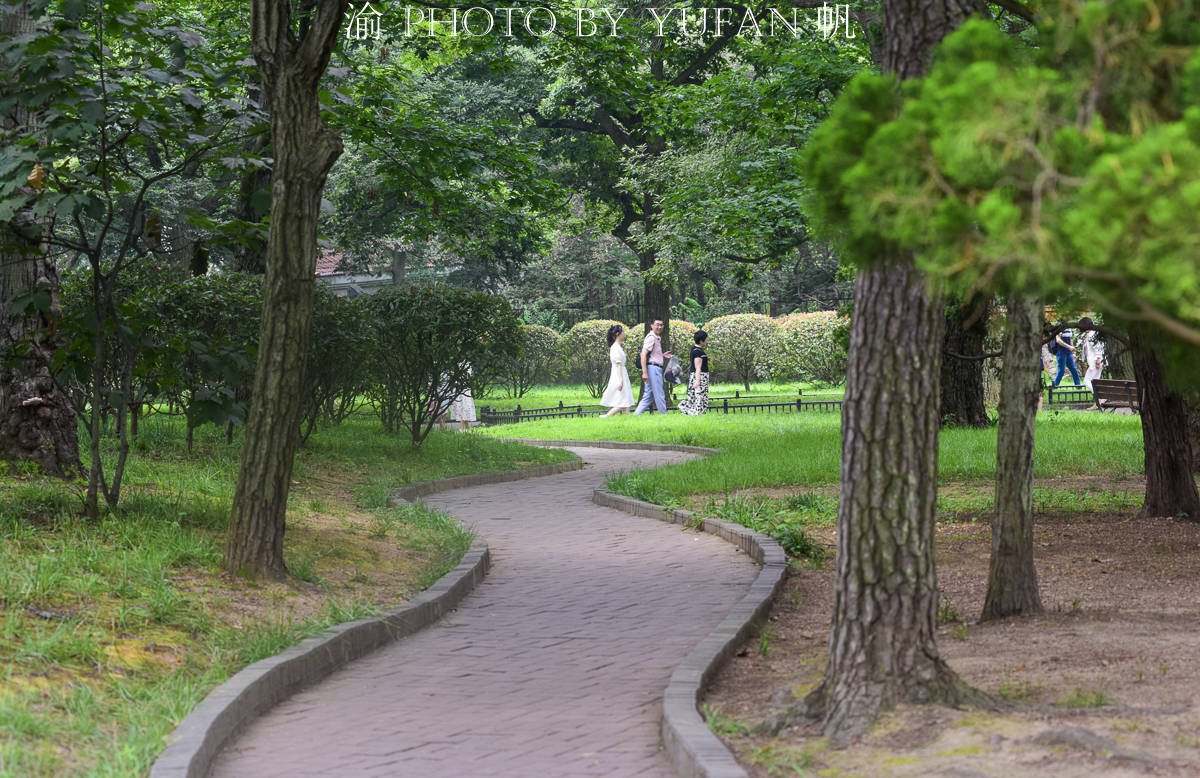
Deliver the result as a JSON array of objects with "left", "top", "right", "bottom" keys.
[
  {"left": 1188, "top": 405, "right": 1200, "bottom": 474},
  {"left": 0, "top": 2, "right": 82, "bottom": 479},
  {"left": 225, "top": 0, "right": 348, "bottom": 579},
  {"left": 1130, "top": 328, "right": 1200, "bottom": 520},
  {"left": 388, "top": 245, "right": 406, "bottom": 286},
  {"left": 940, "top": 297, "right": 990, "bottom": 427},
  {"left": 640, "top": 250, "right": 671, "bottom": 351},
  {"left": 981, "top": 296, "right": 1043, "bottom": 620},
  {"left": 803, "top": 0, "right": 987, "bottom": 747},
  {"left": 805, "top": 256, "right": 974, "bottom": 746}
]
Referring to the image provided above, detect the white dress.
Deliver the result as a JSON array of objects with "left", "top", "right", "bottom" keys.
[{"left": 600, "top": 342, "right": 634, "bottom": 407}]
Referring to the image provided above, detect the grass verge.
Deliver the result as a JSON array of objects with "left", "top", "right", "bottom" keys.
[{"left": 0, "top": 413, "right": 574, "bottom": 777}]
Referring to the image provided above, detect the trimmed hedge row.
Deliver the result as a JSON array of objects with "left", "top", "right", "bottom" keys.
[{"left": 561, "top": 313, "right": 847, "bottom": 395}]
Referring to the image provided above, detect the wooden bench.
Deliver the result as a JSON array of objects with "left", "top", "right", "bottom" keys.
[{"left": 1090, "top": 378, "right": 1140, "bottom": 412}]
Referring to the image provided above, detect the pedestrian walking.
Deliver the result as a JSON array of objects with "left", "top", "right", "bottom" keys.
[
  {"left": 600, "top": 325, "right": 633, "bottom": 416},
  {"left": 633, "top": 319, "right": 673, "bottom": 415},
  {"left": 677, "top": 329, "right": 710, "bottom": 416}
]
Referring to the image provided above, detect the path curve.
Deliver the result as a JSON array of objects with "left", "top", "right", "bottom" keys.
[{"left": 209, "top": 446, "right": 760, "bottom": 778}]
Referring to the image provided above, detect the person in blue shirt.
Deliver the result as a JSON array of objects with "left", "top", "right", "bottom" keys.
[{"left": 1053, "top": 325, "right": 1081, "bottom": 387}]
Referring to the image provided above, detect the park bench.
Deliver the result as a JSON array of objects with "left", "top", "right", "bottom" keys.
[{"left": 1090, "top": 378, "right": 1140, "bottom": 413}]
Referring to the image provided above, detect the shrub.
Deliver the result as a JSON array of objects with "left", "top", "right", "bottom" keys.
[
  {"left": 769, "top": 311, "right": 849, "bottom": 385},
  {"left": 561, "top": 319, "right": 626, "bottom": 398},
  {"left": 506, "top": 325, "right": 562, "bottom": 398},
  {"left": 301, "top": 289, "right": 372, "bottom": 441},
  {"left": 703, "top": 314, "right": 778, "bottom": 390},
  {"left": 362, "top": 285, "right": 522, "bottom": 446},
  {"left": 670, "top": 320, "right": 699, "bottom": 351}
]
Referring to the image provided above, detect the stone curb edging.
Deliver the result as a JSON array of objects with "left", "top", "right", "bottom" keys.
[
  {"left": 495, "top": 436, "right": 720, "bottom": 455},
  {"left": 592, "top": 489, "right": 789, "bottom": 778},
  {"left": 393, "top": 459, "right": 584, "bottom": 499},
  {"left": 149, "top": 459, "right": 582, "bottom": 778}
]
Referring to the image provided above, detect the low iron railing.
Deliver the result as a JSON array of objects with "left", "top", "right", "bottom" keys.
[{"left": 479, "top": 396, "right": 842, "bottom": 425}]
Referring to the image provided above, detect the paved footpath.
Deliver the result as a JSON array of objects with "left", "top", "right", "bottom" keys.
[{"left": 211, "top": 446, "right": 759, "bottom": 778}]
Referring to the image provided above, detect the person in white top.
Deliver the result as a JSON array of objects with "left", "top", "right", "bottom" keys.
[
  {"left": 1083, "top": 356, "right": 1104, "bottom": 391},
  {"left": 600, "top": 325, "right": 633, "bottom": 416}
]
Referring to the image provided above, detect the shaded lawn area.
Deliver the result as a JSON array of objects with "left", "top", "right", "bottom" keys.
[
  {"left": 0, "top": 414, "right": 574, "bottom": 777},
  {"left": 480, "top": 410, "right": 1145, "bottom": 504}
]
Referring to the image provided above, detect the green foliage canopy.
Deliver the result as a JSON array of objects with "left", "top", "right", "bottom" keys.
[{"left": 802, "top": 2, "right": 1200, "bottom": 366}]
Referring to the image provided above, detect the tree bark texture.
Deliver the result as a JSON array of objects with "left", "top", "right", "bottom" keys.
[
  {"left": 981, "top": 295, "right": 1043, "bottom": 621},
  {"left": 639, "top": 249, "right": 671, "bottom": 353},
  {"left": 1130, "top": 328, "right": 1200, "bottom": 520},
  {"left": 808, "top": 257, "right": 968, "bottom": 746},
  {"left": 1188, "top": 405, "right": 1199, "bottom": 475},
  {"left": 0, "top": 2, "right": 82, "bottom": 479},
  {"left": 806, "top": 0, "right": 987, "bottom": 746},
  {"left": 940, "top": 297, "right": 990, "bottom": 428},
  {"left": 225, "top": 0, "right": 348, "bottom": 578}
]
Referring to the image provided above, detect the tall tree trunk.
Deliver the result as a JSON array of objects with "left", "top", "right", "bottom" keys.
[
  {"left": 225, "top": 0, "right": 348, "bottom": 579},
  {"left": 0, "top": 2, "right": 82, "bottom": 479},
  {"left": 1188, "top": 404, "right": 1200, "bottom": 475},
  {"left": 1130, "top": 328, "right": 1200, "bottom": 520},
  {"left": 940, "top": 296, "right": 990, "bottom": 427},
  {"left": 803, "top": 0, "right": 986, "bottom": 747},
  {"left": 388, "top": 245, "right": 406, "bottom": 286},
  {"left": 640, "top": 249, "right": 671, "bottom": 351},
  {"left": 805, "top": 255, "right": 974, "bottom": 746},
  {"left": 981, "top": 296, "right": 1043, "bottom": 620}
]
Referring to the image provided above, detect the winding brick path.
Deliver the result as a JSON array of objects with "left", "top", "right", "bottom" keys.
[{"left": 210, "top": 446, "right": 759, "bottom": 778}]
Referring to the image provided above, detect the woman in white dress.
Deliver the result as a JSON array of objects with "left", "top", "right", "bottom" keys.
[{"left": 600, "top": 325, "right": 633, "bottom": 416}]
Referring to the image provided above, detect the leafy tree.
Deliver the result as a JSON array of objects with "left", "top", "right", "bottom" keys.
[
  {"left": 795, "top": 0, "right": 991, "bottom": 746},
  {"left": 361, "top": 285, "right": 521, "bottom": 446},
  {"left": 226, "top": 0, "right": 349, "bottom": 579},
  {"left": 802, "top": 4, "right": 1200, "bottom": 518},
  {"left": 1, "top": 0, "right": 248, "bottom": 515},
  {"left": 530, "top": 0, "right": 849, "bottom": 351},
  {"left": 0, "top": 0, "right": 80, "bottom": 478}
]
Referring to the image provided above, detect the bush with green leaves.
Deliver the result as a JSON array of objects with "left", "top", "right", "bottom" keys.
[
  {"left": 302, "top": 288, "right": 372, "bottom": 440},
  {"left": 768, "top": 311, "right": 848, "bottom": 385},
  {"left": 561, "top": 319, "right": 626, "bottom": 398},
  {"left": 702, "top": 313, "right": 778, "bottom": 390},
  {"left": 505, "top": 325, "right": 562, "bottom": 398},
  {"left": 361, "top": 285, "right": 522, "bottom": 446},
  {"left": 57, "top": 270, "right": 262, "bottom": 437}
]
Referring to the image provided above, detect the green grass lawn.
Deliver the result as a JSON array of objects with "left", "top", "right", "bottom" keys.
[
  {"left": 477, "top": 381, "right": 845, "bottom": 412},
  {"left": 479, "top": 410, "right": 1144, "bottom": 500},
  {"left": 0, "top": 413, "right": 574, "bottom": 777},
  {"left": 480, "top": 408, "right": 1145, "bottom": 565}
]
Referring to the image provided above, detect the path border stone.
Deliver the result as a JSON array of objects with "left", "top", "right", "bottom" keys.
[
  {"left": 149, "top": 459, "right": 581, "bottom": 778},
  {"left": 500, "top": 436, "right": 786, "bottom": 778},
  {"left": 497, "top": 436, "right": 720, "bottom": 455},
  {"left": 593, "top": 490, "right": 788, "bottom": 778}
]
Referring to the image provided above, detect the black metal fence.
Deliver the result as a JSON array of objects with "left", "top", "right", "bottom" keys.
[
  {"left": 1045, "top": 385, "right": 1094, "bottom": 406},
  {"left": 479, "top": 396, "right": 843, "bottom": 425}
]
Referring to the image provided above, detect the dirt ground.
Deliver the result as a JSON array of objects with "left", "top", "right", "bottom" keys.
[{"left": 704, "top": 487, "right": 1200, "bottom": 777}]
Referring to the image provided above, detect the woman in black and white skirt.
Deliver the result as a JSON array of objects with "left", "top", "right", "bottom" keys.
[{"left": 678, "top": 329, "right": 710, "bottom": 416}]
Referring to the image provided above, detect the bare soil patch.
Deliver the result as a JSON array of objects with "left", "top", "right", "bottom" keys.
[{"left": 704, "top": 503, "right": 1200, "bottom": 777}]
